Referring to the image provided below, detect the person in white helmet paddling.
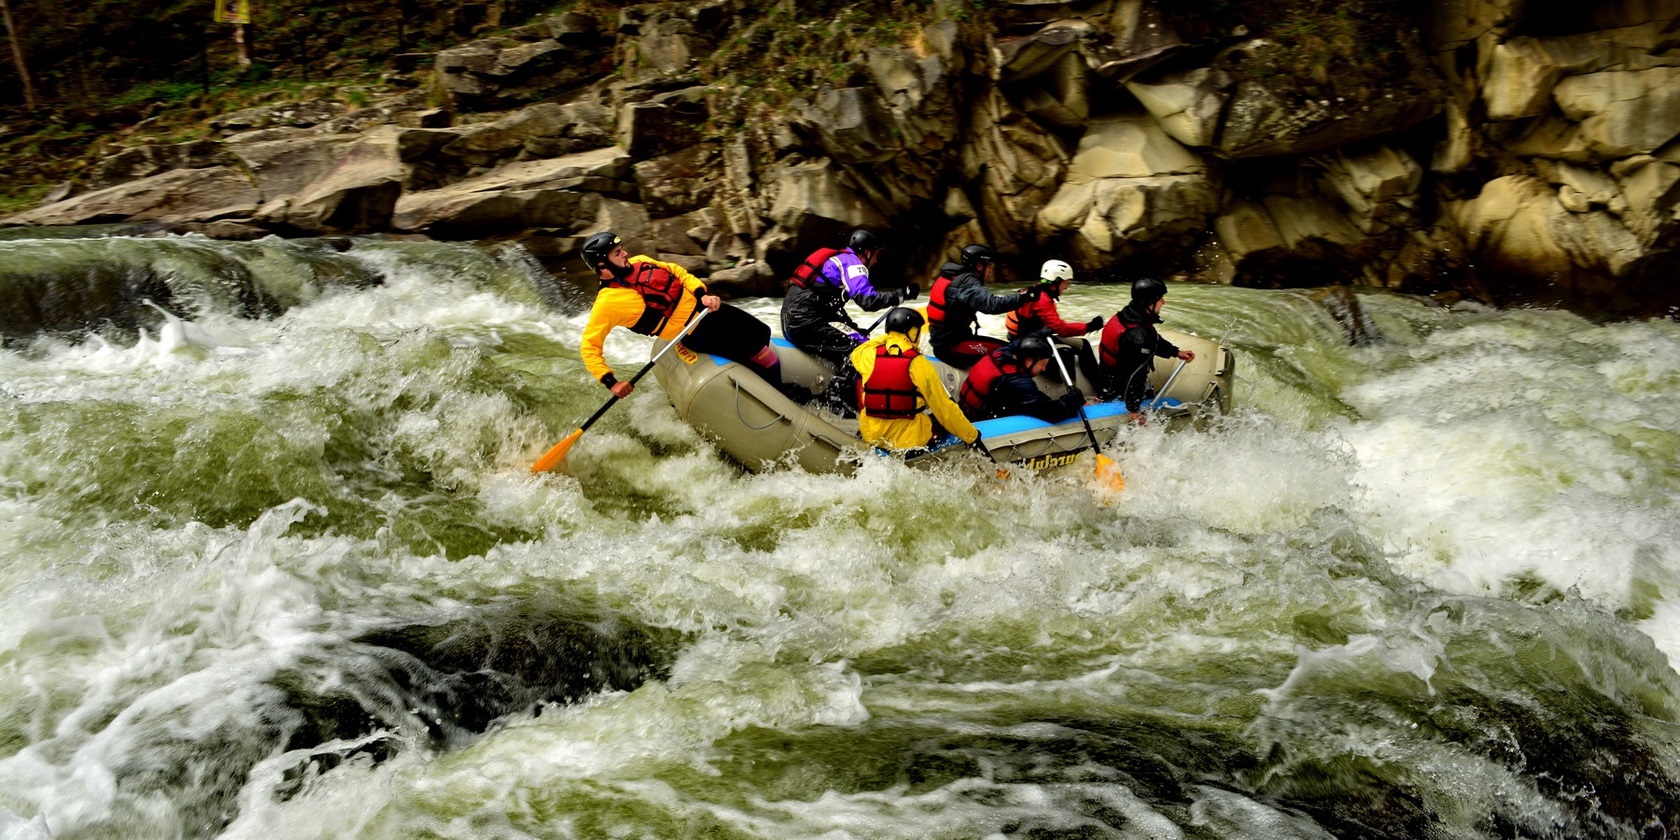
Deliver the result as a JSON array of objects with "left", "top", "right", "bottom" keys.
[{"left": 1005, "top": 259, "right": 1104, "bottom": 384}]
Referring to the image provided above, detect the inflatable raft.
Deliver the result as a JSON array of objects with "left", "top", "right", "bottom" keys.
[{"left": 650, "top": 330, "right": 1234, "bottom": 475}]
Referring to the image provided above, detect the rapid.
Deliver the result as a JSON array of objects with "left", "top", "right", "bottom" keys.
[{"left": 2, "top": 235, "right": 1679, "bottom": 839}]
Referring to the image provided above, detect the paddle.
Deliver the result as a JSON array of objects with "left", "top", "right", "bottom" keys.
[
  {"left": 1150, "top": 357, "right": 1189, "bottom": 417},
  {"left": 1049, "top": 341, "right": 1124, "bottom": 491},
  {"left": 531, "top": 309, "right": 710, "bottom": 473}
]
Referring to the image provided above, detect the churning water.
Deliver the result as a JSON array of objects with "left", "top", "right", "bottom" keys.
[{"left": 2, "top": 236, "right": 1678, "bottom": 839}]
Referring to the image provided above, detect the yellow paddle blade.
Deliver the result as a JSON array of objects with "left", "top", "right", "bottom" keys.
[
  {"left": 1094, "top": 453, "right": 1126, "bottom": 492},
  {"left": 531, "top": 428, "right": 584, "bottom": 473}
]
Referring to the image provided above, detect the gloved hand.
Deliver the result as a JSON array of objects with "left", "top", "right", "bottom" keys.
[
  {"left": 1086, "top": 315, "right": 1104, "bottom": 331},
  {"left": 903, "top": 283, "right": 920, "bottom": 300},
  {"left": 847, "top": 331, "right": 867, "bottom": 344},
  {"left": 1064, "top": 387, "right": 1084, "bottom": 404},
  {"left": 1021, "top": 285, "right": 1043, "bottom": 302}
]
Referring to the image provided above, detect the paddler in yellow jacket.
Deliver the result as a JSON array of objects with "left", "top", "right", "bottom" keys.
[
  {"left": 850, "top": 307, "right": 980, "bottom": 452},
  {"left": 579, "top": 231, "right": 783, "bottom": 398}
]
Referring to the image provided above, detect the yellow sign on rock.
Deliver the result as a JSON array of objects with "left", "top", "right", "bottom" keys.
[{"left": 213, "top": 0, "right": 250, "bottom": 24}]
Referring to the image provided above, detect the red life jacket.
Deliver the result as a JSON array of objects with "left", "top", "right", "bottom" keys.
[
  {"left": 958, "top": 349, "right": 1022, "bottom": 415},
  {"left": 859, "top": 344, "right": 924, "bottom": 419},
  {"left": 604, "top": 261, "right": 688, "bottom": 336},
  {"left": 787, "top": 248, "right": 843, "bottom": 290},
  {"left": 1098, "top": 316, "right": 1136, "bottom": 369},
  {"left": 927, "top": 273, "right": 954, "bottom": 330}
]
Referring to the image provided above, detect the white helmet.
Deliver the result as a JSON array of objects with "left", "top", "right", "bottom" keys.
[{"left": 1040, "top": 259, "right": 1073, "bottom": 283}]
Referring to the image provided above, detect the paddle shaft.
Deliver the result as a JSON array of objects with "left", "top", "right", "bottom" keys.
[
  {"left": 1151, "top": 357, "right": 1189, "bottom": 415},
  {"left": 1049, "top": 341, "right": 1104, "bottom": 457},
  {"left": 575, "top": 309, "right": 710, "bottom": 434}
]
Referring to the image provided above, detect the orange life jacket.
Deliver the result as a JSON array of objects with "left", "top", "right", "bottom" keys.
[
  {"left": 859, "top": 344, "right": 924, "bottom": 419},
  {"left": 958, "top": 349, "right": 1022, "bottom": 415},
  {"left": 1004, "top": 303, "right": 1051, "bottom": 339},
  {"left": 605, "top": 261, "right": 688, "bottom": 336},
  {"left": 787, "top": 248, "right": 843, "bottom": 290}
]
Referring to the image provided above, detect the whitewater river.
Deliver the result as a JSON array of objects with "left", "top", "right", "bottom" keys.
[{"left": 2, "top": 236, "right": 1678, "bottom": 839}]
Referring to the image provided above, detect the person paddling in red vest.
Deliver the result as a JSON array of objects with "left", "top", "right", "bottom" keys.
[
  {"left": 849, "top": 307, "right": 979, "bottom": 452},
  {"left": 1004, "top": 260, "right": 1103, "bottom": 341},
  {"left": 578, "top": 231, "right": 784, "bottom": 398},
  {"left": 1005, "top": 258, "right": 1104, "bottom": 384},
  {"left": 927, "top": 244, "right": 1041, "bottom": 369},
  {"left": 958, "top": 335, "right": 1085, "bottom": 423},
  {"left": 1097, "top": 277, "right": 1195, "bottom": 425},
  {"left": 780, "top": 229, "right": 916, "bottom": 369}
]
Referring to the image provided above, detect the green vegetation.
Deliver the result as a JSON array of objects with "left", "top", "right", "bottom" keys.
[
  {"left": 1159, "top": 0, "right": 1425, "bottom": 98},
  {"left": 0, "top": 0, "right": 618, "bottom": 204},
  {"left": 697, "top": 0, "right": 985, "bottom": 139}
]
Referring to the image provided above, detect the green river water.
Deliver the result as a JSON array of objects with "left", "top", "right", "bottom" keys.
[{"left": 2, "top": 236, "right": 1679, "bottom": 839}]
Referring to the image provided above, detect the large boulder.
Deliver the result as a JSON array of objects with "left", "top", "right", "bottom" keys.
[
  {"left": 1126, "top": 67, "right": 1229, "bottom": 149},
  {"left": 1077, "top": 0, "right": 1189, "bottom": 81},
  {"left": 969, "top": 88, "right": 1071, "bottom": 257},
  {"left": 228, "top": 134, "right": 362, "bottom": 202},
  {"left": 1035, "top": 113, "right": 1218, "bottom": 267},
  {"left": 1314, "top": 143, "right": 1425, "bottom": 235},
  {"left": 1483, "top": 21, "right": 1680, "bottom": 123},
  {"left": 633, "top": 143, "right": 721, "bottom": 217},
  {"left": 84, "top": 141, "right": 242, "bottom": 191},
  {"left": 1450, "top": 174, "right": 1646, "bottom": 294},
  {"left": 1126, "top": 38, "right": 1445, "bottom": 159},
  {"left": 794, "top": 87, "right": 900, "bottom": 165},
  {"left": 993, "top": 19, "right": 1093, "bottom": 84},
  {"left": 1549, "top": 67, "right": 1680, "bottom": 160},
  {"left": 272, "top": 128, "right": 409, "bottom": 233},
  {"left": 431, "top": 100, "right": 616, "bottom": 172},
  {"left": 393, "top": 146, "right": 632, "bottom": 233},
  {"left": 618, "top": 86, "right": 710, "bottom": 159},
  {"left": 1611, "top": 152, "right": 1680, "bottom": 244},
  {"left": 1, "top": 167, "right": 260, "bottom": 226},
  {"left": 1213, "top": 195, "right": 1366, "bottom": 287},
  {"left": 434, "top": 14, "right": 613, "bottom": 112}
]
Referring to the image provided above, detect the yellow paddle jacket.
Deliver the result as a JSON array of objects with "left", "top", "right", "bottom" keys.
[
  {"left": 580, "top": 256, "right": 707, "bottom": 384},
  {"left": 850, "top": 332, "right": 979, "bottom": 451}
]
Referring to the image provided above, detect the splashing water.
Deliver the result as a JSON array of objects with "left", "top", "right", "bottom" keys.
[{"left": 3, "top": 237, "right": 1680, "bottom": 839}]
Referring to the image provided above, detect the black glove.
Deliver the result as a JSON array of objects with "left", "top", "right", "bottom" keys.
[
  {"left": 904, "top": 283, "right": 920, "bottom": 300},
  {"left": 1086, "top": 315, "right": 1103, "bottom": 331},
  {"left": 1065, "top": 387, "right": 1084, "bottom": 404},
  {"left": 1022, "top": 286, "right": 1043, "bottom": 302}
]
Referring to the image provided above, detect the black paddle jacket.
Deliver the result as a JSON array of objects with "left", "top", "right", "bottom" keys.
[
  {"left": 928, "top": 263, "right": 1033, "bottom": 356},
  {"left": 1104, "top": 302, "right": 1181, "bottom": 413}
]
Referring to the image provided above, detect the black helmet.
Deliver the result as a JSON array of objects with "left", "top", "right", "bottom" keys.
[
  {"left": 580, "top": 231, "right": 622, "bottom": 273},
  {"left": 884, "top": 306, "right": 925, "bottom": 337},
  {"left": 1015, "top": 334, "right": 1053, "bottom": 360},
  {"left": 848, "top": 228, "right": 881, "bottom": 253},
  {"left": 1131, "top": 277, "right": 1167, "bottom": 306},
  {"left": 959, "top": 244, "right": 996, "bottom": 270}
]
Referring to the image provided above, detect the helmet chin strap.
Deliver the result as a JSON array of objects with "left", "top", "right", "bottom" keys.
[{"left": 604, "top": 261, "right": 633, "bottom": 281}]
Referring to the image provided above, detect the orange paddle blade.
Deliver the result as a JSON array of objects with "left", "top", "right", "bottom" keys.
[
  {"left": 531, "top": 428, "right": 584, "bottom": 473},
  {"left": 1094, "top": 453, "right": 1125, "bottom": 492}
]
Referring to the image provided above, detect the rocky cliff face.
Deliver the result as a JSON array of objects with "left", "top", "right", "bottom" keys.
[{"left": 7, "top": 0, "right": 1678, "bottom": 316}]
